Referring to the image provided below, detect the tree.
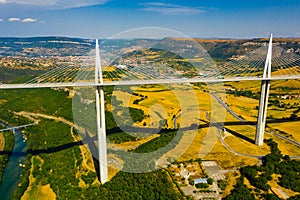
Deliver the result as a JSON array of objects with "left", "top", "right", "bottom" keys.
[
  {"left": 290, "top": 113, "right": 297, "bottom": 120},
  {"left": 195, "top": 183, "right": 209, "bottom": 189},
  {"left": 207, "top": 178, "right": 213, "bottom": 185},
  {"left": 225, "top": 177, "right": 255, "bottom": 200}
]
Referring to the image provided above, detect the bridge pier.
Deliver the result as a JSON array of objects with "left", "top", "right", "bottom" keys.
[
  {"left": 255, "top": 34, "right": 273, "bottom": 146},
  {"left": 255, "top": 80, "right": 270, "bottom": 146},
  {"left": 95, "top": 39, "right": 108, "bottom": 184},
  {"left": 95, "top": 86, "right": 108, "bottom": 183}
]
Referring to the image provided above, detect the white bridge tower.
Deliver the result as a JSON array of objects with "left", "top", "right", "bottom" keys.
[
  {"left": 255, "top": 34, "right": 273, "bottom": 146},
  {"left": 95, "top": 39, "right": 108, "bottom": 183}
]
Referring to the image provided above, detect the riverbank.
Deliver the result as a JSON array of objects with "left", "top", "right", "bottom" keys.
[
  {"left": 0, "top": 121, "right": 27, "bottom": 200},
  {"left": 0, "top": 122, "right": 15, "bottom": 183}
]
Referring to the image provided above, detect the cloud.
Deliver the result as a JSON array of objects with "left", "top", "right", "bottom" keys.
[
  {"left": 0, "top": 19, "right": 3, "bottom": 22},
  {"left": 21, "top": 18, "right": 37, "bottom": 23},
  {"left": 140, "top": 2, "right": 205, "bottom": 15},
  {"left": 8, "top": 17, "right": 20, "bottom": 22},
  {"left": 0, "top": 0, "right": 109, "bottom": 9}
]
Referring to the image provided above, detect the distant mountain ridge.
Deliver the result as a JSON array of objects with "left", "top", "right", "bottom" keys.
[{"left": 0, "top": 36, "right": 299, "bottom": 58}]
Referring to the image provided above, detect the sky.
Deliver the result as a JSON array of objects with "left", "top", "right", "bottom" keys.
[{"left": 0, "top": 0, "right": 300, "bottom": 39}]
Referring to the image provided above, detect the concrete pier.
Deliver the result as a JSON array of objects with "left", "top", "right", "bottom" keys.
[{"left": 255, "top": 34, "right": 273, "bottom": 146}]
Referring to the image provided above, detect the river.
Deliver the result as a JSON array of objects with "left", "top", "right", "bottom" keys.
[{"left": 0, "top": 122, "right": 27, "bottom": 199}]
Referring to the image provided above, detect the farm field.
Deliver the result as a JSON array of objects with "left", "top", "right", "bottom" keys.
[{"left": 105, "top": 81, "right": 300, "bottom": 175}]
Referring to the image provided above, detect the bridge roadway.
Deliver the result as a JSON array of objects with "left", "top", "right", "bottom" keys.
[
  {"left": 0, "top": 123, "right": 36, "bottom": 132},
  {"left": 1, "top": 75, "right": 300, "bottom": 89}
]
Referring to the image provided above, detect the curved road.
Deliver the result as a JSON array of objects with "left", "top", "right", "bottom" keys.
[
  {"left": 210, "top": 93, "right": 300, "bottom": 159},
  {"left": 172, "top": 99, "right": 265, "bottom": 159},
  {"left": 210, "top": 93, "right": 300, "bottom": 148},
  {"left": 173, "top": 109, "right": 209, "bottom": 129}
]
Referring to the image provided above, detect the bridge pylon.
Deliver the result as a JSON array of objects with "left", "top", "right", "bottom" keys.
[
  {"left": 255, "top": 34, "right": 273, "bottom": 146},
  {"left": 95, "top": 39, "right": 108, "bottom": 183}
]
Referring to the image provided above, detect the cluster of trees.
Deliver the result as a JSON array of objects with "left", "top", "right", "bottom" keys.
[
  {"left": 108, "top": 132, "right": 137, "bottom": 144},
  {"left": 277, "top": 158, "right": 300, "bottom": 192},
  {"left": 113, "top": 130, "right": 184, "bottom": 174},
  {"left": 193, "top": 189, "right": 216, "bottom": 194},
  {"left": 0, "top": 88, "right": 73, "bottom": 122},
  {"left": 195, "top": 183, "right": 209, "bottom": 189},
  {"left": 207, "top": 178, "right": 213, "bottom": 185},
  {"left": 132, "top": 92, "right": 147, "bottom": 99},
  {"left": 98, "top": 170, "right": 184, "bottom": 199},
  {"left": 240, "top": 165, "right": 271, "bottom": 191},
  {"left": 225, "top": 177, "right": 255, "bottom": 200},
  {"left": 217, "top": 179, "right": 228, "bottom": 191},
  {"left": 290, "top": 107, "right": 300, "bottom": 120},
  {"left": 227, "top": 89, "right": 259, "bottom": 99},
  {"left": 13, "top": 117, "right": 184, "bottom": 199},
  {"left": 226, "top": 139, "right": 300, "bottom": 199},
  {"left": 128, "top": 107, "right": 145, "bottom": 123},
  {"left": 133, "top": 93, "right": 148, "bottom": 105},
  {"left": 0, "top": 68, "right": 45, "bottom": 83},
  {"left": 133, "top": 130, "right": 180, "bottom": 153},
  {"left": 269, "top": 99, "right": 300, "bottom": 116}
]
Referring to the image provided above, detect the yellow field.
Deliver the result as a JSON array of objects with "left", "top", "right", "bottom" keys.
[
  {"left": 113, "top": 90, "right": 168, "bottom": 128},
  {"left": 268, "top": 121, "right": 300, "bottom": 142},
  {"left": 22, "top": 184, "right": 56, "bottom": 200},
  {"left": 267, "top": 109, "right": 294, "bottom": 119},
  {"left": 272, "top": 67, "right": 300, "bottom": 77},
  {"left": 220, "top": 86, "right": 300, "bottom": 157},
  {"left": 269, "top": 134, "right": 300, "bottom": 156},
  {"left": 224, "top": 135, "right": 270, "bottom": 155},
  {"left": 272, "top": 79, "right": 300, "bottom": 88},
  {"left": 226, "top": 81, "right": 262, "bottom": 92},
  {"left": 228, "top": 79, "right": 300, "bottom": 92},
  {"left": 204, "top": 139, "right": 259, "bottom": 169},
  {"left": 22, "top": 156, "right": 56, "bottom": 200},
  {"left": 225, "top": 94, "right": 259, "bottom": 121},
  {"left": 108, "top": 134, "right": 160, "bottom": 151},
  {"left": 161, "top": 129, "right": 202, "bottom": 164},
  {"left": 113, "top": 85, "right": 211, "bottom": 129},
  {"left": 110, "top": 82, "right": 300, "bottom": 172},
  {"left": 222, "top": 172, "right": 240, "bottom": 197}
]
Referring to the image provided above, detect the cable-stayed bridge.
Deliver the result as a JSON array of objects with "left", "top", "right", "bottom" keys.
[
  {"left": 1, "top": 35, "right": 300, "bottom": 183},
  {"left": 1, "top": 36, "right": 300, "bottom": 89}
]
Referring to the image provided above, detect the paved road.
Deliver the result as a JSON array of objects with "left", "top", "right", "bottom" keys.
[
  {"left": 173, "top": 109, "right": 209, "bottom": 128},
  {"left": 210, "top": 93, "right": 246, "bottom": 122},
  {"left": 268, "top": 131, "right": 300, "bottom": 148},
  {"left": 210, "top": 93, "right": 300, "bottom": 159},
  {"left": 217, "top": 128, "right": 264, "bottom": 159},
  {"left": 211, "top": 93, "right": 300, "bottom": 147}
]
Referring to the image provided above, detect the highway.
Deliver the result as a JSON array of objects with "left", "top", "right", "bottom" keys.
[
  {"left": 210, "top": 93, "right": 300, "bottom": 159},
  {"left": 211, "top": 93, "right": 300, "bottom": 148},
  {"left": 210, "top": 93, "right": 246, "bottom": 122}
]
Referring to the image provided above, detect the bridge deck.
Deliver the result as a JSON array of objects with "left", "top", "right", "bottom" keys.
[{"left": 1, "top": 75, "right": 300, "bottom": 89}]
